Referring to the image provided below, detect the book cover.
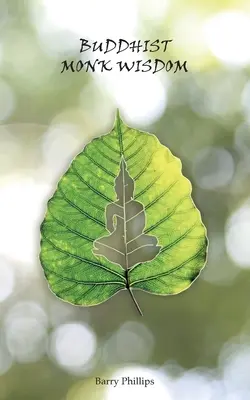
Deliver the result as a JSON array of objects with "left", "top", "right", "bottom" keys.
[{"left": 0, "top": 1, "right": 249, "bottom": 399}]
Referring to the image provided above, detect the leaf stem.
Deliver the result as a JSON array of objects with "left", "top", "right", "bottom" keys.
[{"left": 127, "top": 286, "right": 143, "bottom": 316}]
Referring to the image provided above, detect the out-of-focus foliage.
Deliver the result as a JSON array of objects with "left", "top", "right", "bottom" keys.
[{"left": 1, "top": 0, "right": 250, "bottom": 399}]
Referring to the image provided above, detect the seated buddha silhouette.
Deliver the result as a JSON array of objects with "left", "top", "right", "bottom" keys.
[{"left": 93, "top": 158, "right": 161, "bottom": 269}]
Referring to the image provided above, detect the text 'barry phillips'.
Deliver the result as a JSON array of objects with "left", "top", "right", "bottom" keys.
[{"left": 95, "top": 376, "right": 155, "bottom": 388}]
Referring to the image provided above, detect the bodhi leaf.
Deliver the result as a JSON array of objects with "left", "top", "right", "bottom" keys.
[{"left": 40, "top": 110, "right": 208, "bottom": 316}]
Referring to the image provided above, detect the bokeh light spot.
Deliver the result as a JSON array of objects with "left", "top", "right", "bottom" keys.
[
  {"left": 105, "top": 366, "right": 172, "bottom": 400},
  {"left": 225, "top": 201, "right": 250, "bottom": 268},
  {"left": 49, "top": 323, "right": 97, "bottom": 374},
  {"left": 192, "top": 147, "right": 234, "bottom": 190},
  {"left": 203, "top": 11, "right": 250, "bottom": 66},
  {"left": 0, "top": 259, "right": 15, "bottom": 302},
  {"left": 0, "top": 176, "right": 52, "bottom": 267},
  {"left": 4, "top": 301, "right": 48, "bottom": 363}
]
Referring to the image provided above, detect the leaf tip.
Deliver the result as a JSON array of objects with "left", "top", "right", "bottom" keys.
[
  {"left": 116, "top": 108, "right": 120, "bottom": 120},
  {"left": 115, "top": 108, "right": 123, "bottom": 126}
]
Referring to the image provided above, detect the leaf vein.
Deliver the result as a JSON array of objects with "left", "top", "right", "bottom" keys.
[
  {"left": 94, "top": 241, "right": 125, "bottom": 255},
  {"left": 130, "top": 246, "right": 205, "bottom": 285},
  {"left": 145, "top": 180, "right": 179, "bottom": 210},
  {"left": 47, "top": 211, "right": 95, "bottom": 242},
  {"left": 57, "top": 186, "right": 105, "bottom": 228},
  {"left": 134, "top": 172, "right": 164, "bottom": 199},
  {"left": 160, "top": 221, "right": 200, "bottom": 254},
  {"left": 96, "top": 144, "right": 120, "bottom": 165},
  {"left": 123, "top": 133, "right": 137, "bottom": 153},
  {"left": 45, "top": 266, "right": 125, "bottom": 285},
  {"left": 145, "top": 195, "right": 189, "bottom": 234},
  {"left": 133, "top": 149, "right": 158, "bottom": 180},
  {"left": 128, "top": 243, "right": 156, "bottom": 255},
  {"left": 43, "top": 234, "right": 126, "bottom": 281},
  {"left": 71, "top": 164, "right": 113, "bottom": 202},
  {"left": 126, "top": 136, "right": 148, "bottom": 161},
  {"left": 100, "top": 137, "right": 120, "bottom": 155},
  {"left": 83, "top": 151, "right": 116, "bottom": 177}
]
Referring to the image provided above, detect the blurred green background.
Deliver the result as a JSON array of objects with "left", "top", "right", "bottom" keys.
[{"left": 1, "top": 0, "right": 250, "bottom": 399}]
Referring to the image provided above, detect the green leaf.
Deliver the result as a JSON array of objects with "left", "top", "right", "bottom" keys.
[{"left": 40, "top": 110, "right": 208, "bottom": 315}]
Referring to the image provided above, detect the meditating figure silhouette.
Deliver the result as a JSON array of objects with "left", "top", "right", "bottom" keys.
[{"left": 93, "top": 158, "right": 161, "bottom": 269}]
